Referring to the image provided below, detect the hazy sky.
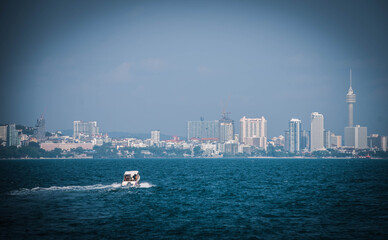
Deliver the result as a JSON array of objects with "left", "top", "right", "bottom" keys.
[{"left": 1, "top": 0, "right": 387, "bottom": 137}]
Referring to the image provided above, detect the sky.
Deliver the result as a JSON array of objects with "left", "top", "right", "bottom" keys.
[{"left": 0, "top": 0, "right": 387, "bottom": 138}]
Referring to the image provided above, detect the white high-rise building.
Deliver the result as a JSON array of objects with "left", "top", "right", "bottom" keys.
[
  {"left": 73, "top": 121, "right": 99, "bottom": 139},
  {"left": 286, "top": 118, "right": 301, "bottom": 153},
  {"left": 310, "top": 112, "right": 325, "bottom": 152},
  {"left": 151, "top": 130, "right": 160, "bottom": 143},
  {"left": 239, "top": 116, "right": 267, "bottom": 150}
]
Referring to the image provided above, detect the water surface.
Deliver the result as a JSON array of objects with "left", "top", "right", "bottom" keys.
[{"left": 0, "top": 158, "right": 387, "bottom": 239}]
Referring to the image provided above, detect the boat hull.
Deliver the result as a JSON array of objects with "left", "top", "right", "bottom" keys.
[{"left": 121, "top": 181, "right": 139, "bottom": 187}]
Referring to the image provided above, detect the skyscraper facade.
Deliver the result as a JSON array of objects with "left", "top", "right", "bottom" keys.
[
  {"left": 0, "top": 125, "right": 7, "bottom": 144},
  {"left": 219, "top": 117, "right": 234, "bottom": 143},
  {"left": 310, "top": 112, "right": 325, "bottom": 152},
  {"left": 368, "top": 134, "right": 387, "bottom": 151},
  {"left": 286, "top": 118, "right": 301, "bottom": 153},
  {"left": 6, "top": 124, "right": 19, "bottom": 147},
  {"left": 73, "top": 121, "right": 99, "bottom": 139},
  {"left": 151, "top": 130, "right": 160, "bottom": 142},
  {"left": 187, "top": 120, "right": 219, "bottom": 141},
  {"left": 324, "top": 130, "right": 331, "bottom": 149},
  {"left": 239, "top": 116, "right": 267, "bottom": 150},
  {"left": 345, "top": 125, "right": 368, "bottom": 149},
  {"left": 33, "top": 115, "right": 46, "bottom": 142},
  {"left": 300, "top": 130, "right": 310, "bottom": 151}
]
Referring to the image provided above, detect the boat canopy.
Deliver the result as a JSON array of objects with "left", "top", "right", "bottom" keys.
[{"left": 124, "top": 171, "right": 139, "bottom": 176}]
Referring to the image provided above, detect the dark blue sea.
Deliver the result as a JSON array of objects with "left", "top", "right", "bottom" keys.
[{"left": 0, "top": 158, "right": 387, "bottom": 239}]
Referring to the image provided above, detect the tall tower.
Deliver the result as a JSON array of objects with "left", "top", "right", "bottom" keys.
[
  {"left": 286, "top": 118, "right": 301, "bottom": 153},
  {"left": 344, "top": 70, "right": 368, "bottom": 148},
  {"left": 346, "top": 69, "right": 356, "bottom": 127},
  {"left": 310, "top": 112, "right": 325, "bottom": 152}
]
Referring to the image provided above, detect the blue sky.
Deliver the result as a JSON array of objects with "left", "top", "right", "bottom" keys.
[{"left": 0, "top": 0, "right": 387, "bottom": 137}]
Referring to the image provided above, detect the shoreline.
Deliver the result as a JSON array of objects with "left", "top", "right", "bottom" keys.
[{"left": 0, "top": 156, "right": 387, "bottom": 160}]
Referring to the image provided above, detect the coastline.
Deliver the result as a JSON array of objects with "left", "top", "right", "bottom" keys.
[{"left": 0, "top": 156, "right": 387, "bottom": 160}]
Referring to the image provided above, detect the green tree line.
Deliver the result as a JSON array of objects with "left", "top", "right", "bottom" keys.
[{"left": 0, "top": 142, "right": 62, "bottom": 159}]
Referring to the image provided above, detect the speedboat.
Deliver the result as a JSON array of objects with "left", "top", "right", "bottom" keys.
[{"left": 122, "top": 171, "right": 140, "bottom": 187}]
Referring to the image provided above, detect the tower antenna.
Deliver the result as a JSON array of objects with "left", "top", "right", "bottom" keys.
[{"left": 350, "top": 68, "right": 352, "bottom": 89}]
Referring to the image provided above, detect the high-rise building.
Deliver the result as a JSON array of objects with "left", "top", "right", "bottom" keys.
[
  {"left": 187, "top": 119, "right": 219, "bottom": 141},
  {"left": 300, "top": 130, "right": 310, "bottom": 151},
  {"left": 343, "top": 70, "right": 368, "bottom": 148},
  {"left": 286, "top": 118, "right": 301, "bottom": 153},
  {"left": 33, "top": 115, "right": 46, "bottom": 142},
  {"left": 239, "top": 116, "right": 267, "bottom": 150},
  {"left": 324, "top": 130, "right": 331, "bottom": 149},
  {"left": 382, "top": 136, "right": 387, "bottom": 152},
  {"left": 151, "top": 130, "right": 160, "bottom": 143},
  {"left": 330, "top": 133, "right": 342, "bottom": 148},
  {"left": 310, "top": 112, "right": 325, "bottom": 152},
  {"left": 368, "top": 134, "right": 387, "bottom": 151},
  {"left": 219, "top": 115, "right": 234, "bottom": 143},
  {"left": 219, "top": 140, "right": 239, "bottom": 154},
  {"left": 0, "top": 125, "right": 7, "bottom": 144},
  {"left": 73, "top": 121, "right": 99, "bottom": 139},
  {"left": 7, "top": 124, "right": 19, "bottom": 147},
  {"left": 345, "top": 125, "right": 368, "bottom": 149},
  {"left": 272, "top": 135, "right": 285, "bottom": 147}
]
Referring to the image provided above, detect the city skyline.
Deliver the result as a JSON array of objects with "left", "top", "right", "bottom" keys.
[
  {"left": 0, "top": 0, "right": 387, "bottom": 137},
  {"left": 0, "top": 68, "right": 384, "bottom": 141}
]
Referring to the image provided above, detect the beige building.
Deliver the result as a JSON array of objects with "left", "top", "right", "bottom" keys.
[
  {"left": 239, "top": 116, "right": 267, "bottom": 150},
  {"left": 41, "top": 142, "right": 94, "bottom": 151}
]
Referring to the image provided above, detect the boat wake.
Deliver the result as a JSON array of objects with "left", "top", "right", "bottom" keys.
[
  {"left": 9, "top": 182, "right": 155, "bottom": 195},
  {"left": 138, "top": 182, "right": 154, "bottom": 188}
]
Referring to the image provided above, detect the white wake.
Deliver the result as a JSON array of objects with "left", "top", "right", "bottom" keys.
[
  {"left": 9, "top": 182, "right": 155, "bottom": 195},
  {"left": 138, "top": 182, "right": 154, "bottom": 188}
]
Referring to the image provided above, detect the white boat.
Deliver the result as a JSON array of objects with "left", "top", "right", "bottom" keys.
[{"left": 122, "top": 171, "right": 140, "bottom": 187}]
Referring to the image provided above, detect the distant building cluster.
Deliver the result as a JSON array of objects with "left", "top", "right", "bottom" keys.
[
  {"left": 0, "top": 70, "right": 386, "bottom": 158},
  {"left": 0, "top": 123, "right": 37, "bottom": 148},
  {"left": 73, "top": 121, "right": 99, "bottom": 139}
]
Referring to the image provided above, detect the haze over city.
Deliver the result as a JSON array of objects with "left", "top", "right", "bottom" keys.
[
  {"left": 1, "top": 2, "right": 388, "bottom": 238},
  {"left": 1, "top": 0, "right": 387, "bottom": 137}
]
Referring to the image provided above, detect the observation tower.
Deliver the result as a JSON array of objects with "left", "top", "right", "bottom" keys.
[{"left": 346, "top": 69, "right": 356, "bottom": 127}]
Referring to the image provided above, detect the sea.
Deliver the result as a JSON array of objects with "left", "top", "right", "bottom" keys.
[{"left": 0, "top": 158, "right": 387, "bottom": 239}]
